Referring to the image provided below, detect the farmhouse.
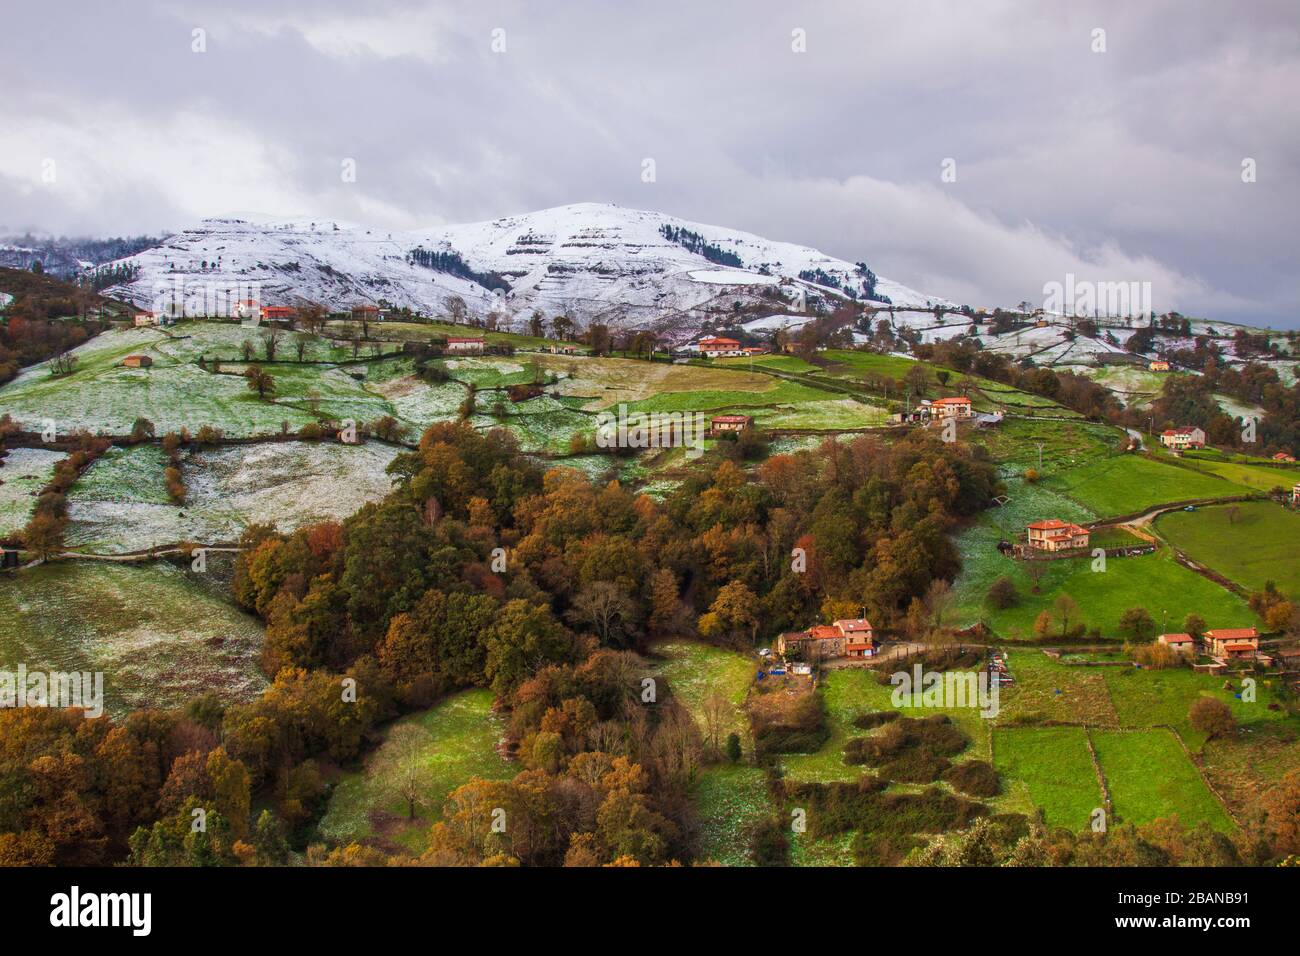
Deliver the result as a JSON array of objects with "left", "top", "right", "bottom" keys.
[
  {"left": 232, "top": 299, "right": 259, "bottom": 320},
  {"left": 133, "top": 310, "right": 159, "bottom": 327},
  {"left": 122, "top": 354, "right": 152, "bottom": 368},
  {"left": 710, "top": 414, "right": 752, "bottom": 434},
  {"left": 1204, "top": 627, "right": 1259, "bottom": 659},
  {"left": 445, "top": 337, "right": 486, "bottom": 355},
  {"left": 1157, "top": 633, "right": 1196, "bottom": 654},
  {"left": 698, "top": 337, "right": 746, "bottom": 358},
  {"left": 1273, "top": 452, "right": 1296, "bottom": 463},
  {"left": 549, "top": 344, "right": 578, "bottom": 355},
  {"left": 930, "top": 396, "right": 973, "bottom": 419},
  {"left": 777, "top": 617, "right": 876, "bottom": 661},
  {"left": 351, "top": 304, "right": 381, "bottom": 322},
  {"left": 1148, "top": 360, "right": 1171, "bottom": 372},
  {"left": 1025, "top": 519, "right": 1090, "bottom": 552},
  {"left": 260, "top": 305, "right": 296, "bottom": 323},
  {"left": 1160, "top": 426, "right": 1206, "bottom": 450}
]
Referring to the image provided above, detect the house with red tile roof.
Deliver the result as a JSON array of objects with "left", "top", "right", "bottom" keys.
[
  {"left": 1157, "top": 633, "right": 1195, "bottom": 654},
  {"left": 1205, "top": 627, "right": 1259, "bottom": 659},
  {"left": 1159, "top": 426, "right": 1206, "bottom": 450},
  {"left": 710, "top": 415, "right": 752, "bottom": 434},
  {"left": 930, "top": 396, "right": 973, "bottom": 419},
  {"left": 445, "top": 336, "right": 485, "bottom": 354},
  {"left": 1025, "top": 519, "right": 1091, "bottom": 552},
  {"left": 698, "top": 337, "right": 745, "bottom": 358},
  {"left": 776, "top": 617, "right": 876, "bottom": 660}
]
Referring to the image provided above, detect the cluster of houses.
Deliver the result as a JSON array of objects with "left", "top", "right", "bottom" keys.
[
  {"left": 776, "top": 617, "right": 877, "bottom": 661},
  {"left": 892, "top": 395, "right": 977, "bottom": 424},
  {"left": 1157, "top": 627, "right": 1259, "bottom": 661}
]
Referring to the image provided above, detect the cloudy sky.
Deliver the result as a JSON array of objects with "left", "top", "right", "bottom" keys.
[{"left": 2, "top": 0, "right": 1297, "bottom": 326}]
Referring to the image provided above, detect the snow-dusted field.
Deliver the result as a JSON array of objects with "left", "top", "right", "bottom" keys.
[
  {"left": 0, "top": 447, "right": 63, "bottom": 537},
  {"left": 67, "top": 440, "right": 400, "bottom": 552},
  {"left": 0, "top": 561, "right": 265, "bottom": 716}
]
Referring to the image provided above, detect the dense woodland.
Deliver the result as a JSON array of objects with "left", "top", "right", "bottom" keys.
[{"left": 0, "top": 422, "right": 1005, "bottom": 866}]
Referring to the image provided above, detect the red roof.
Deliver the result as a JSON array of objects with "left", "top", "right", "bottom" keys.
[
  {"left": 931, "top": 396, "right": 972, "bottom": 405},
  {"left": 1206, "top": 628, "right": 1258, "bottom": 641},
  {"left": 446, "top": 336, "right": 485, "bottom": 344},
  {"left": 700, "top": 337, "right": 741, "bottom": 348},
  {"left": 1274, "top": 452, "right": 1296, "bottom": 461},
  {"left": 807, "top": 625, "right": 842, "bottom": 641},
  {"left": 1162, "top": 426, "right": 1203, "bottom": 436},
  {"left": 353, "top": 304, "right": 379, "bottom": 312},
  {"left": 1224, "top": 643, "right": 1257, "bottom": 652},
  {"left": 834, "top": 618, "right": 874, "bottom": 634},
  {"left": 1027, "top": 519, "right": 1088, "bottom": 535},
  {"left": 711, "top": 415, "right": 752, "bottom": 425},
  {"left": 261, "top": 305, "right": 294, "bottom": 315},
  {"left": 845, "top": 643, "right": 873, "bottom": 651},
  {"left": 1159, "top": 633, "right": 1194, "bottom": 644}
]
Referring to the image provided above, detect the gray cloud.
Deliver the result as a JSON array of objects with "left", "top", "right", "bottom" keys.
[{"left": 1, "top": 0, "right": 1296, "bottom": 326}]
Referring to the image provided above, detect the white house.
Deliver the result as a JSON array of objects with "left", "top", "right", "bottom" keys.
[{"left": 1160, "top": 426, "right": 1206, "bottom": 450}]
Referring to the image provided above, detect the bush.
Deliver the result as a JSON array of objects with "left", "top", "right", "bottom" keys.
[
  {"left": 942, "top": 760, "right": 1000, "bottom": 798},
  {"left": 985, "top": 576, "right": 1020, "bottom": 610},
  {"left": 852, "top": 711, "right": 901, "bottom": 730},
  {"left": 1189, "top": 696, "right": 1236, "bottom": 740}
]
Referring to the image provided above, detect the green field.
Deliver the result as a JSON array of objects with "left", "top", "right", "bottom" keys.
[
  {"left": 650, "top": 640, "right": 755, "bottom": 745},
  {"left": 1157, "top": 500, "right": 1300, "bottom": 597},
  {"left": 0, "top": 561, "right": 265, "bottom": 715},
  {"left": 780, "top": 666, "right": 989, "bottom": 783},
  {"left": 693, "top": 764, "right": 773, "bottom": 866},
  {"left": 1092, "top": 730, "right": 1233, "bottom": 831},
  {"left": 954, "top": 544, "right": 1255, "bottom": 640},
  {"left": 1101, "top": 666, "right": 1289, "bottom": 751},
  {"left": 993, "top": 727, "right": 1101, "bottom": 829},
  {"left": 317, "top": 688, "right": 512, "bottom": 852},
  {"left": 1179, "top": 452, "right": 1300, "bottom": 494},
  {"left": 1045, "top": 454, "right": 1248, "bottom": 517}
]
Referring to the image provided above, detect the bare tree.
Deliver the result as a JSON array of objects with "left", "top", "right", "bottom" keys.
[{"left": 372, "top": 724, "right": 435, "bottom": 820}]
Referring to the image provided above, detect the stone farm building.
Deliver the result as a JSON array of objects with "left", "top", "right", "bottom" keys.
[
  {"left": 777, "top": 618, "right": 876, "bottom": 661},
  {"left": 1160, "top": 426, "right": 1206, "bottom": 450},
  {"left": 1205, "top": 627, "right": 1259, "bottom": 659},
  {"left": 122, "top": 354, "right": 153, "bottom": 368},
  {"left": 1148, "top": 360, "right": 1171, "bottom": 372},
  {"left": 930, "top": 396, "right": 973, "bottom": 419},
  {"left": 1157, "top": 633, "right": 1196, "bottom": 654},
  {"left": 698, "top": 337, "right": 746, "bottom": 358},
  {"left": 710, "top": 415, "right": 752, "bottom": 434},
  {"left": 1026, "top": 519, "right": 1090, "bottom": 552},
  {"left": 445, "top": 337, "right": 486, "bottom": 355}
]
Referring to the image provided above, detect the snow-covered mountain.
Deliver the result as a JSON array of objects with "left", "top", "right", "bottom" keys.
[{"left": 102, "top": 203, "right": 951, "bottom": 335}]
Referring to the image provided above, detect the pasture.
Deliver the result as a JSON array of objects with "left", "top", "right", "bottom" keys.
[
  {"left": 317, "top": 688, "right": 512, "bottom": 852},
  {"left": 1157, "top": 500, "right": 1300, "bottom": 597}
]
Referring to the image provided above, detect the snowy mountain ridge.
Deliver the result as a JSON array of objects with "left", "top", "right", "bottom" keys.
[{"left": 103, "top": 202, "right": 952, "bottom": 334}]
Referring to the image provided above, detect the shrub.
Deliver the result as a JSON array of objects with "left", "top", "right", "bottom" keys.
[
  {"left": 852, "top": 711, "right": 901, "bottom": 730},
  {"left": 1189, "top": 696, "right": 1236, "bottom": 740},
  {"left": 942, "top": 760, "right": 1000, "bottom": 798},
  {"left": 985, "top": 576, "right": 1020, "bottom": 610}
]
